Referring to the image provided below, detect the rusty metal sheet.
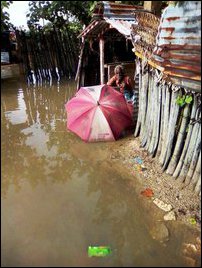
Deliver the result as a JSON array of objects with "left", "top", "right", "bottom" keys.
[
  {"left": 151, "top": 1, "right": 201, "bottom": 91},
  {"left": 166, "top": 76, "right": 201, "bottom": 93},
  {"left": 105, "top": 19, "right": 135, "bottom": 38},
  {"left": 79, "top": 1, "right": 143, "bottom": 39},
  {"left": 78, "top": 20, "right": 109, "bottom": 38},
  {"left": 132, "top": 10, "right": 160, "bottom": 30},
  {"left": 130, "top": 11, "right": 160, "bottom": 58},
  {"left": 102, "top": 1, "right": 143, "bottom": 20},
  {"left": 102, "top": 1, "right": 143, "bottom": 38}
]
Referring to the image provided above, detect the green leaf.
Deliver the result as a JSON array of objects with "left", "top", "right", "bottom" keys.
[
  {"left": 176, "top": 95, "right": 186, "bottom": 107},
  {"left": 185, "top": 95, "right": 193, "bottom": 104}
]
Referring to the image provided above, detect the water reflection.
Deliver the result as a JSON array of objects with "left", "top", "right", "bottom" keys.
[
  {"left": 85, "top": 164, "right": 180, "bottom": 267},
  {"left": 1, "top": 79, "right": 79, "bottom": 198}
]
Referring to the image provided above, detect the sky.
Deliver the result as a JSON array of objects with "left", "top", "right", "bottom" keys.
[
  {"left": 7, "top": 1, "right": 69, "bottom": 30},
  {"left": 8, "top": 1, "right": 30, "bottom": 29},
  {"left": 8, "top": 1, "right": 47, "bottom": 30}
]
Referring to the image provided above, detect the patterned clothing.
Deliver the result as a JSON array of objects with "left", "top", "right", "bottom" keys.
[{"left": 107, "top": 75, "right": 133, "bottom": 95}]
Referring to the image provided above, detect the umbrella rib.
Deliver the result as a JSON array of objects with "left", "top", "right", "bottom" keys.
[
  {"left": 77, "top": 88, "right": 98, "bottom": 102},
  {"left": 100, "top": 103, "right": 131, "bottom": 118},
  {"left": 68, "top": 98, "right": 96, "bottom": 106},
  {"left": 68, "top": 106, "right": 96, "bottom": 128}
]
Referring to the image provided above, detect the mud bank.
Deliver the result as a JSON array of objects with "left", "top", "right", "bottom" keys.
[{"left": 107, "top": 135, "right": 201, "bottom": 267}]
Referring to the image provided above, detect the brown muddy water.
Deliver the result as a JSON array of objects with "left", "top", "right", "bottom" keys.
[{"left": 1, "top": 78, "right": 191, "bottom": 267}]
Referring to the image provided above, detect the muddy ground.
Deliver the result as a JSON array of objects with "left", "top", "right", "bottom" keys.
[{"left": 108, "top": 135, "right": 201, "bottom": 267}]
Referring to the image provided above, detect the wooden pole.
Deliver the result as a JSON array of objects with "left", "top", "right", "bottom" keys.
[
  {"left": 75, "top": 37, "right": 85, "bottom": 90},
  {"left": 107, "top": 65, "right": 110, "bottom": 82},
  {"left": 99, "top": 35, "right": 104, "bottom": 84}
]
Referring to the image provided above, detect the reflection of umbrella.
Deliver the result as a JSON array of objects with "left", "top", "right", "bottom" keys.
[{"left": 65, "top": 84, "right": 133, "bottom": 142}]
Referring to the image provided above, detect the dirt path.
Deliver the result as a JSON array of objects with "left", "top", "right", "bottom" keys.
[{"left": 108, "top": 134, "right": 201, "bottom": 267}]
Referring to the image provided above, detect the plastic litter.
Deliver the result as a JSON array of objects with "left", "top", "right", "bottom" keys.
[
  {"left": 189, "top": 218, "right": 197, "bottom": 225},
  {"left": 88, "top": 246, "right": 112, "bottom": 257},
  {"left": 134, "top": 156, "right": 143, "bottom": 165},
  {"left": 140, "top": 188, "right": 154, "bottom": 197}
]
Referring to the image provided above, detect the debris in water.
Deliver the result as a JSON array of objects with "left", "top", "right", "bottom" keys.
[
  {"left": 140, "top": 188, "right": 154, "bottom": 197},
  {"left": 178, "top": 208, "right": 186, "bottom": 215},
  {"left": 164, "top": 211, "right": 176, "bottom": 221},
  {"left": 189, "top": 218, "right": 197, "bottom": 225},
  {"left": 153, "top": 198, "right": 172, "bottom": 212},
  {"left": 135, "top": 165, "right": 142, "bottom": 172},
  {"left": 141, "top": 165, "right": 147, "bottom": 171},
  {"left": 88, "top": 246, "right": 111, "bottom": 257},
  {"left": 134, "top": 156, "right": 143, "bottom": 164}
]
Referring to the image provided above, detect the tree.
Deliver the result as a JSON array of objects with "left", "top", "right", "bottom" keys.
[
  {"left": 26, "top": 1, "right": 144, "bottom": 31},
  {"left": 1, "top": 1, "right": 13, "bottom": 32},
  {"left": 27, "top": 1, "right": 97, "bottom": 29}
]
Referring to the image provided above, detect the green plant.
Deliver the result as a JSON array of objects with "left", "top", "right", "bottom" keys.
[
  {"left": 176, "top": 95, "right": 193, "bottom": 107},
  {"left": 1, "top": 1, "right": 13, "bottom": 31}
]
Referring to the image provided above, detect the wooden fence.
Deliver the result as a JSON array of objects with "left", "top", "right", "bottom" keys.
[
  {"left": 134, "top": 58, "right": 201, "bottom": 195},
  {"left": 15, "top": 27, "right": 79, "bottom": 84}
]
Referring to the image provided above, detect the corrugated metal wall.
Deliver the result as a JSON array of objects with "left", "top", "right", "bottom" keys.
[{"left": 152, "top": 1, "right": 201, "bottom": 92}]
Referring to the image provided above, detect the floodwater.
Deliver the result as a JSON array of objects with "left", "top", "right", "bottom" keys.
[{"left": 1, "top": 78, "right": 191, "bottom": 267}]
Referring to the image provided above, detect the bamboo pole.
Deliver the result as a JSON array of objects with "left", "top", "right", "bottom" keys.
[
  {"left": 45, "top": 33, "right": 57, "bottom": 80},
  {"left": 162, "top": 88, "right": 180, "bottom": 171},
  {"left": 75, "top": 38, "right": 85, "bottom": 90},
  {"left": 177, "top": 110, "right": 201, "bottom": 183},
  {"left": 159, "top": 84, "right": 171, "bottom": 165},
  {"left": 64, "top": 28, "right": 77, "bottom": 77},
  {"left": 144, "top": 73, "right": 154, "bottom": 150},
  {"left": 53, "top": 27, "right": 64, "bottom": 78},
  {"left": 56, "top": 29, "right": 68, "bottom": 78},
  {"left": 151, "top": 80, "right": 162, "bottom": 157},
  {"left": 63, "top": 29, "right": 73, "bottom": 77},
  {"left": 148, "top": 70, "right": 162, "bottom": 156},
  {"left": 140, "top": 70, "right": 149, "bottom": 139},
  {"left": 134, "top": 58, "right": 142, "bottom": 137},
  {"left": 184, "top": 126, "right": 201, "bottom": 186},
  {"left": 191, "top": 152, "right": 201, "bottom": 194},
  {"left": 166, "top": 103, "right": 191, "bottom": 175},
  {"left": 148, "top": 73, "right": 157, "bottom": 153},
  {"left": 160, "top": 86, "right": 175, "bottom": 166},
  {"left": 173, "top": 95, "right": 198, "bottom": 178},
  {"left": 141, "top": 70, "right": 153, "bottom": 147},
  {"left": 156, "top": 80, "right": 166, "bottom": 158},
  {"left": 194, "top": 172, "right": 201, "bottom": 195}
]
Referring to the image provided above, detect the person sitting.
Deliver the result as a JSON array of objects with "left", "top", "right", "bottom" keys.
[{"left": 107, "top": 65, "right": 135, "bottom": 103}]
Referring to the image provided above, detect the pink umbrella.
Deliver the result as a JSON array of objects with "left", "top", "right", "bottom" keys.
[{"left": 65, "top": 84, "right": 133, "bottom": 142}]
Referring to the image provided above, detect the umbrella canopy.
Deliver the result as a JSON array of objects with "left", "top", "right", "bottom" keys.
[{"left": 65, "top": 84, "right": 133, "bottom": 142}]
